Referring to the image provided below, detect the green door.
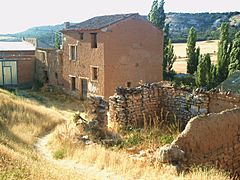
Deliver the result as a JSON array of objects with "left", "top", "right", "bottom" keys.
[
  {"left": 0, "top": 61, "right": 2, "bottom": 85},
  {"left": 3, "top": 66, "right": 12, "bottom": 85},
  {"left": 0, "top": 60, "right": 17, "bottom": 86}
]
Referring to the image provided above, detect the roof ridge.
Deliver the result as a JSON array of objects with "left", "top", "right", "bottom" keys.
[{"left": 66, "top": 13, "right": 140, "bottom": 31}]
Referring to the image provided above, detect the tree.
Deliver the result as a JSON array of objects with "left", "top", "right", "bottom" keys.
[
  {"left": 216, "top": 23, "right": 231, "bottom": 83},
  {"left": 55, "top": 32, "right": 60, "bottom": 49},
  {"left": 196, "top": 53, "right": 212, "bottom": 88},
  {"left": 148, "top": 0, "right": 166, "bottom": 30},
  {"left": 149, "top": 0, "right": 175, "bottom": 80},
  {"left": 186, "top": 27, "right": 199, "bottom": 74},
  {"left": 163, "top": 39, "right": 177, "bottom": 80},
  {"left": 228, "top": 32, "right": 240, "bottom": 75}
]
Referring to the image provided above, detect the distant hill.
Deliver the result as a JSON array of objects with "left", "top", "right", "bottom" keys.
[
  {"left": 1, "top": 12, "right": 240, "bottom": 48},
  {"left": 166, "top": 11, "right": 240, "bottom": 42}
]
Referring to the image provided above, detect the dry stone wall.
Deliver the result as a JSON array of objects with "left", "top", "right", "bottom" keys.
[
  {"left": 108, "top": 83, "right": 209, "bottom": 131},
  {"left": 209, "top": 92, "right": 240, "bottom": 113},
  {"left": 171, "top": 108, "right": 240, "bottom": 177}
]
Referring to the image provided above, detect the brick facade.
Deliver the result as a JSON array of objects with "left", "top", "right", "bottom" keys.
[
  {"left": 61, "top": 14, "right": 163, "bottom": 99},
  {"left": 0, "top": 50, "right": 35, "bottom": 87}
]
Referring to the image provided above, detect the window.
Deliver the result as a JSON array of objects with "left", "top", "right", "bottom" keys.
[
  {"left": 80, "top": 33, "right": 84, "bottom": 40},
  {"left": 69, "top": 45, "right": 77, "bottom": 61},
  {"left": 92, "top": 67, "right": 98, "bottom": 81},
  {"left": 91, "top": 33, "right": 97, "bottom": 48},
  {"left": 71, "top": 77, "right": 76, "bottom": 91}
]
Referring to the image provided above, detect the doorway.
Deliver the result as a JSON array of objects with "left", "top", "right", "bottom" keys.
[
  {"left": 71, "top": 77, "right": 76, "bottom": 91},
  {"left": 0, "top": 60, "right": 17, "bottom": 86},
  {"left": 81, "top": 79, "right": 87, "bottom": 100}
]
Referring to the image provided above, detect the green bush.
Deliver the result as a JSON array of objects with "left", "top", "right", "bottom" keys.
[
  {"left": 53, "top": 149, "right": 65, "bottom": 159},
  {"left": 173, "top": 75, "right": 196, "bottom": 88}
]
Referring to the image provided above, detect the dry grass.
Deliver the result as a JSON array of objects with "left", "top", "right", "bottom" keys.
[
  {"left": 173, "top": 40, "right": 219, "bottom": 73},
  {"left": 49, "top": 120, "right": 230, "bottom": 180},
  {"left": 0, "top": 88, "right": 230, "bottom": 179},
  {"left": 0, "top": 88, "right": 87, "bottom": 179}
]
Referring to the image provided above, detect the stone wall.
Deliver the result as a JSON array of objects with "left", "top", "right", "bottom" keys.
[
  {"left": 87, "top": 95, "right": 108, "bottom": 128},
  {"left": 209, "top": 92, "right": 240, "bottom": 113},
  {"left": 171, "top": 108, "right": 240, "bottom": 177},
  {"left": 108, "top": 83, "right": 209, "bottom": 131}
]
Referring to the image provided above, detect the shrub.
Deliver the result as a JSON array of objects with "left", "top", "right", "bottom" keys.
[
  {"left": 173, "top": 74, "right": 196, "bottom": 88},
  {"left": 53, "top": 149, "right": 65, "bottom": 159}
]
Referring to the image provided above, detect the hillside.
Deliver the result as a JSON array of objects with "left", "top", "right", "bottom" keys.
[
  {"left": 0, "top": 88, "right": 86, "bottom": 179},
  {"left": 167, "top": 12, "right": 240, "bottom": 42},
  {"left": 0, "top": 12, "right": 239, "bottom": 47}
]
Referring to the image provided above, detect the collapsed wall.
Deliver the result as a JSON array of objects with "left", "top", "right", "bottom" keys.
[
  {"left": 171, "top": 108, "right": 240, "bottom": 177},
  {"left": 108, "top": 82, "right": 209, "bottom": 131}
]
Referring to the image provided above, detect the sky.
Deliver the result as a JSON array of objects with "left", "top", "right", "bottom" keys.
[{"left": 0, "top": 0, "right": 239, "bottom": 34}]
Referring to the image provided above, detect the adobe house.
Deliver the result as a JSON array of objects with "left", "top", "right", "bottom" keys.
[
  {"left": 0, "top": 41, "right": 36, "bottom": 88},
  {"left": 61, "top": 13, "right": 163, "bottom": 99}
]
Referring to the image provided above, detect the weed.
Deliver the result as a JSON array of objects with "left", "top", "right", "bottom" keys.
[
  {"left": 53, "top": 149, "right": 65, "bottom": 159},
  {"left": 160, "top": 134, "right": 175, "bottom": 144}
]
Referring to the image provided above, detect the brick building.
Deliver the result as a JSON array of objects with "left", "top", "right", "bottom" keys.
[
  {"left": 0, "top": 41, "right": 36, "bottom": 88},
  {"left": 61, "top": 13, "right": 163, "bottom": 99}
]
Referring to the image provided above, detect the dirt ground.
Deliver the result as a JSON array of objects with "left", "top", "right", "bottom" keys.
[{"left": 173, "top": 40, "right": 219, "bottom": 73}]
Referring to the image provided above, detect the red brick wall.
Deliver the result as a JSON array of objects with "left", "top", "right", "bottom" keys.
[{"left": 18, "top": 59, "right": 35, "bottom": 85}]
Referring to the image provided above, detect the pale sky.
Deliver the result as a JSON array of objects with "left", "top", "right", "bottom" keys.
[{"left": 0, "top": 0, "right": 239, "bottom": 34}]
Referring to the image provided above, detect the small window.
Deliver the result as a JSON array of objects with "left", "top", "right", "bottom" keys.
[
  {"left": 91, "top": 33, "right": 97, "bottom": 48},
  {"left": 71, "top": 77, "right": 76, "bottom": 91},
  {"left": 80, "top": 33, "right": 84, "bottom": 40},
  {"left": 70, "top": 45, "right": 77, "bottom": 61},
  {"left": 92, "top": 67, "right": 98, "bottom": 81}
]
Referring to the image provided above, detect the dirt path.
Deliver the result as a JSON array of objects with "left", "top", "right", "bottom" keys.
[{"left": 35, "top": 133, "right": 125, "bottom": 180}]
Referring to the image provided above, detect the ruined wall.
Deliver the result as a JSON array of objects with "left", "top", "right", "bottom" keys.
[
  {"left": 209, "top": 92, "right": 240, "bottom": 113},
  {"left": 35, "top": 49, "right": 64, "bottom": 87},
  {"left": 172, "top": 108, "right": 240, "bottom": 177},
  {"left": 108, "top": 83, "right": 209, "bottom": 131}
]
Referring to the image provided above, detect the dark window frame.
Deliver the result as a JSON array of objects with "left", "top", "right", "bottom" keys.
[
  {"left": 79, "top": 33, "right": 84, "bottom": 40},
  {"left": 90, "top": 33, "right": 97, "bottom": 48},
  {"left": 91, "top": 67, "right": 99, "bottom": 81},
  {"left": 69, "top": 45, "right": 77, "bottom": 61}
]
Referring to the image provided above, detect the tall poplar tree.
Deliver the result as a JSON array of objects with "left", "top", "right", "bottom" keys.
[
  {"left": 216, "top": 23, "right": 231, "bottom": 83},
  {"left": 196, "top": 53, "right": 212, "bottom": 88},
  {"left": 149, "top": 0, "right": 176, "bottom": 80},
  {"left": 186, "top": 27, "right": 199, "bottom": 74},
  {"left": 228, "top": 32, "right": 240, "bottom": 75}
]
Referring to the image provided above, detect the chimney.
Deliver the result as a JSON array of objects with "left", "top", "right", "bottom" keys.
[{"left": 64, "top": 22, "right": 70, "bottom": 29}]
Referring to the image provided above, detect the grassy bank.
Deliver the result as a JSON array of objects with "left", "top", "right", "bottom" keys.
[{"left": 0, "top": 89, "right": 86, "bottom": 179}]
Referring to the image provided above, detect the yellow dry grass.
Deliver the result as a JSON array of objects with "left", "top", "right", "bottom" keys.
[
  {"left": 0, "top": 88, "right": 230, "bottom": 179},
  {"left": 173, "top": 40, "right": 219, "bottom": 73},
  {"left": 0, "top": 88, "right": 87, "bottom": 180},
  {"left": 50, "top": 121, "right": 230, "bottom": 180}
]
